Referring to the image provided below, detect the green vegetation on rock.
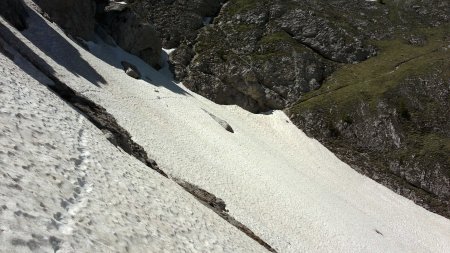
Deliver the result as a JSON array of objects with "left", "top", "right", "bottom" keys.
[
  {"left": 288, "top": 24, "right": 450, "bottom": 217},
  {"left": 292, "top": 26, "right": 449, "bottom": 111},
  {"left": 225, "top": 0, "right": 260, "bottom": 14}
]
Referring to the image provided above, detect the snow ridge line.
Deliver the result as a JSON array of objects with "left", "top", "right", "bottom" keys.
[{"left": 0, "top": 26, "right": 277, "bottom": 253}]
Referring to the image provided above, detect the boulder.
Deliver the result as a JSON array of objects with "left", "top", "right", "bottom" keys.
[
  {"left": 34, "top": 0, "right": 96, "bottom": 40},
  {"left": 203, "top": 109, "right": 234, "bottom": 133},
  {"left": 121, "top": 61, "right": 141, "bottom": 79}
]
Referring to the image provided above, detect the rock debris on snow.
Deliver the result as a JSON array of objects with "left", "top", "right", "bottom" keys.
[{"left": 121, "top": 61, "right": 141, "bottom": 79}]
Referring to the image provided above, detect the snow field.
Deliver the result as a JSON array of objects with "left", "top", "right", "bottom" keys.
[{"left": 1, "top": 3, "right": 450, "bottom": 252}]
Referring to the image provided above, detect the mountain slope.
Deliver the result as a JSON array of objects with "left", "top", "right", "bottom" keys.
[
  {"left": 149, "top": 0, "right": 450, "bottom": 217},
  {"left": 289, "top": 26, "right": 450, "bottom": 217},
  {"left": 0, "top": 2, "right": 450, "bottom": 253}
]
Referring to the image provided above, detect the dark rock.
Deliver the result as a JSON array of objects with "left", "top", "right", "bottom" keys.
[
  {"left": 98, "top": 5, "right": 162, "bottom": 69},
  {"left": 0, "top": 0, "right": 28, "bottom": 31},
  {"left": 276, "top": 8, "right": 376, "bottom": 63},
  {"left": 174, "top": 178, "right": 228, "bottom": 213},
  {"left": 130, "top": 0, "right": 224, "bottom": 48},
  {"left": 203, "top": 109, "right": 234, "bottom": 133},
  {"left": 160, "top": 0, "right": 450, "bottom": 113},
  {"left": 31, "top": 0, "right": 163, "bottom": 68},
  {"left": 177, "top": 1, "right": 340, "bottom": 112},
  {"left": 121, "top": 61, "right": 141, "bottom": 79},
  {"left": 174, "top": 178, "right": 277, "bottom": 252},
  {"left": 34, "top": 0, "right": 96, "bottom": 40},
  {"left": 168, "top": 43, "right": 194, "bottom": 80}
]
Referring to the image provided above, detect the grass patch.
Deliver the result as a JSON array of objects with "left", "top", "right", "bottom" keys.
[
  {"left": 225, "top": 0, "right": 260, "bottom": 15},
  {"left": 395, "top": 132, "right": 450, "bottom": 166},
  {"left": 248, "top": 31, "right": 311, "bottom": 61},
  {"left": 290, "top": 25, "right": 450, "bottom": 113},
  {"left": 259, "top": 31, "right": 293, "bottom": 43}
]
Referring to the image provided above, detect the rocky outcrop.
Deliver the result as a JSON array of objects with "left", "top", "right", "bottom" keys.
[
  {"left": 0, "top": 0, "right": 28, "bottom": 31},
  {"left": 275, "top": 8, "right": 376, "bottom": 63},
  {"left": 34, "top": 0, "right": 96, "bottom": 40},
  {"left": 131, "top": 0, "right": 224, "bottom": 48},
  {"left": 290, "top": 73, "right": 450, "bottom": 217},
  {"left": 110, "top": 12, "right": 161, "bottom": 69},
  {"left": 30, "top": 0, "right": 162, "bottom": 68},
  {"left": 165, "top": 0, "right": 384, "bottom": 112},
  {"left": 288, "top": 27, "right": 450, "bottom": 217},
  {"left": 159, "top": 0, "right": 449, "bottom": 113},
  {"left": 97, "top": 1, "right": 162, "bottom": 69}
]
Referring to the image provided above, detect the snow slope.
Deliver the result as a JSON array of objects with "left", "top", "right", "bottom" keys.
[
  {"left": 0, "top": 35, "right": 266, "bottom": 253},
  {"left": 1, "top": 3, "right": 450, "bottom": 252}
]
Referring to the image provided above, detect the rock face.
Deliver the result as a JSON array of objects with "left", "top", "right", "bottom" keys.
[
  {"left": 97, "top": 1, "right": 162, "bottom": 69},
  {"left": 164, "top": 0, "right": 386, "bottom": 112},
  {"left": 30, "top": 0, "right": 163, "bottom": 69},
  {"left": 157, "top": 0, "right": 449, "bottom": 113},
  {"left": 131, "top": 0, "right": 224, "bottom": 48},
  {"left": 0, "top": 0, "right": 28, "bottom": 31},
  {"left": 34, "top": 0, "right": 96, "bottom": 40},
  {"left": 290, "top": 71, "right": 450, "bottom": 217},
  {"left": 288, "top": 26, "right": 450, "bottom": 217}
]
